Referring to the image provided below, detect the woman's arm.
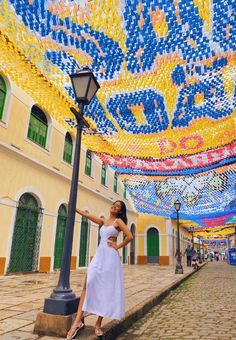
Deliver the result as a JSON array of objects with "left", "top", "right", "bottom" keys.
[
  {"left": 108, "top": 218, "right": 133, "bottom": 250},
  {"left": 76, "top": 208, "right": 104, "bottom": 225}
]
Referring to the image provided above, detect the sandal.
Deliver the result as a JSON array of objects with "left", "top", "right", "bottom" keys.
[
  {"left": 66, "top": 318, "right": 85, "bottom": 340},
  {"left": 95, "top": 325, "right": 104, "bottom": 338}
]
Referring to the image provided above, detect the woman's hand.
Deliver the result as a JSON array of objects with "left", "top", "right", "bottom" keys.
[{"left": 107, "top": 241, "right": 118, "bottom": 250}]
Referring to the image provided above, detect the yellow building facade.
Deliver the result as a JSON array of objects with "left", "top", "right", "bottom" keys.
[{"left": 0, "top": 72, "right": 190, "bottom": 275}]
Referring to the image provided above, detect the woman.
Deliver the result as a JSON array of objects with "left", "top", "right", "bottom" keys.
[{"left": 67, "top": 200, "right": 133, "bottom": 339}]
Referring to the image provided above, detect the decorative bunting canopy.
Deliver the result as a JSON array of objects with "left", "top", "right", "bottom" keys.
[{"left": 0, "top": 0, "right": 235, "bottom": 243}]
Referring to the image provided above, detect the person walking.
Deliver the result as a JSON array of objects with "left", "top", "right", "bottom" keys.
[
  {"left": 185, "top": 244, "right": 192, "bottom": 267},
  {"left": 67, "top": 200, "right": 133, "bottom": 339},
  {"left": 191, "top": 247, "right": 199, "bottom": 269}
]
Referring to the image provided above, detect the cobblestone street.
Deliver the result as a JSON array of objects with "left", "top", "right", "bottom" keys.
[
  {"left": 0, "top": 264, "right": 194, "bottom": 339},
  {"left": 117, "top": 262, "right": 236, "bottom": 340}
]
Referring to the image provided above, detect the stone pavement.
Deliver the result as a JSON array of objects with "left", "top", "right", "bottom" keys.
[
  {"left": 0, "top": 262, "right": 197, "bottom": 340},
  {"left": 117, "top": 261, "right": 236, "bottom": 340}
]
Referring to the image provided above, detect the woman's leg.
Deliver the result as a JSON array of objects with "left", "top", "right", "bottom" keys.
[
  {"left": 95, "top": 316, "right": 104, "bottom": 336},
  {"left": 67, "top": 275, "right": 87, "bottom": 336},
  {"left": 74, "top": 274, "right": 87, "bottom": 323},
  {"left": 95, "top": 316, "right": 103, "bottom": 328}
]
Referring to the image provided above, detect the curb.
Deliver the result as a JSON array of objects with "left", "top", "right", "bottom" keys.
[{"left": 103, "top": 262, "right": 207, "bottom": 339}]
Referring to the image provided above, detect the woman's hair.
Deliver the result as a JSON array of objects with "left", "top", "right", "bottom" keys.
[{"left": 114, "top": 200, "right": 128, "bottom": 225}]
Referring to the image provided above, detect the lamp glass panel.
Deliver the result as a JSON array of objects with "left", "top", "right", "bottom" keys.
[
  {"left": 86, "top": 77, "right": 99, "bottom": 103},
  {"left": 174, "top": 201, "right": 181, "bottom": 211},
  {"left": 72, "top": 75, "right": 90, "bottom": 99}
]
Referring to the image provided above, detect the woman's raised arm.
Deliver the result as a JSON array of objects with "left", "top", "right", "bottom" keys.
[{"left": 76, "top": 208, "right": 104, "bottom": 225}]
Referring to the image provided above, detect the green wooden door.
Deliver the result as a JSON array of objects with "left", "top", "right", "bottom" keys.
[
  {"left": 54, "top": 205, "right": 67, "bottom": 269},
  {"left": 123, "top": 235, "right": 127, "bottom": 264},
  {"left": 97, "top": 225, "right": 102, "bottom": 246},
  {"left": 79, "top": 217, "right": 89, "bottom": 267},
  {"left": 9, "top": 193, "right": 39, "bottom": 273},
  {"left": 130, "top": 224, "right": 135, "bottom": 264},
  {"left": 147, "top": 228, "right": 159, "bottom": 264}
]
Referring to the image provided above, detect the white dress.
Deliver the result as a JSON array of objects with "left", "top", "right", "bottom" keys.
[{"left": 82, "top": 221, "right": 125, "bottom": 320}]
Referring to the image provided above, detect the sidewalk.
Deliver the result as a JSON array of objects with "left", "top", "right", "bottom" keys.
[{"left": 0, "top": 263, "right": 203, "bottom": 339}]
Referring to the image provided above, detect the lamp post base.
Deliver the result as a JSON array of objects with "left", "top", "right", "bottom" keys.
[
  {"left": 34, "top": 311, "right": 73, "bottom": 337},
  {"left": 43, "top": 297, "right": 79, "bottom": 315},
  {"left": 175, "top": 263, "right": 184, "bottom": 274}
]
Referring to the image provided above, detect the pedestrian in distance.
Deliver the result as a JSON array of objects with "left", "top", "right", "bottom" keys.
[
  {"left": 67, "top": 200, "right": 133, "bottom": 340},
  {"left": 185, "top": 244, "right": 192, "bottom": 267},
  {"left": 191, "top": 247, "right": 199, "bottom": 270}
]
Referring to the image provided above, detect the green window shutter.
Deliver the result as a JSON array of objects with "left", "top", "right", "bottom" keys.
[
  {"left": 114, "top": 173, "right": 118, "bottom": 193},
  {"left": 124, "top": 181, "right": 127, "bottom": 199},
  {"left": 0, "top": 76, "right": 6, "bottom": 120},
  {"left": 101, "top": 162, "right": 106, "bottom": 185},
  {"left": 27, "top": 108, "right": 48, "bottom": 148},
  {"left": 85, "top": 150, "right": 92, "bottom": 176},
  {"left": 63, "top": 133, "right": 73, "bottom": 164}
]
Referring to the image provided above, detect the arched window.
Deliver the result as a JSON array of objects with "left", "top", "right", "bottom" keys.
[
  {"left": 114, "top": 172, "right": 118, "bottom": 193},
  {"left": 63, "top": 132, "right": 73, "bottom": 164},
  {"left": 0, "top": 76, "right": 7, "bottom": 121},
  {"left": 27, "top": 105, "right": 48, "bottom": 148},
  {"left": 85, "top": 150, "right": 92, "bottom": 176},
  {"left": 101, "top": 162, "right": 107, "bottom": 186}
]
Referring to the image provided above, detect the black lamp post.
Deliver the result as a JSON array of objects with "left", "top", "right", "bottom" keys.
[
  {"left": 44, "top": 67, "right": 100, "bottom": 315},
  {"left": 174, "top": 200, "right": 184, "bottom": 274},
  {"left": 189, "top": 226, "right": 194, "bottom": 249},
  {"left": 201, "top": 240, "right": 205, "bottom": 262}
]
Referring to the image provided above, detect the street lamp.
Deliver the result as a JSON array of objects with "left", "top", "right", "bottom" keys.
[
  {"left": 43, "top": 67, "right": 100, "bottom": 315},
  {"left": 189, "top": 226, "right": 194, "bottom": 249},
  {"left": 198, "top": 236, "right": 203, "bottom": 264},
  {"left": 174, "top": 199, "right": 184, "bottom": 274}
]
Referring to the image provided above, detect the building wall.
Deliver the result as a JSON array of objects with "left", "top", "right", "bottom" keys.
[
  {"left": 0, "top": 73, "right": 191, "bottom": 275},
  {"left": 0, "top": 74, "right": 137, "bottom": 275}
]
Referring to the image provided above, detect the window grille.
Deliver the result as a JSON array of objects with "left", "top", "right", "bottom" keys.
[
  {"left": 85, "top": 150, "right": 92, "bottom": 176},
  {"left": 0, "top": 76, "right": 6, "bottom": 120},
  {"left": 114, "top": 173, "right": 118, "bottom": 193},
  {"left": 63, "top": 132, "right": 73, "bottom": 164},
  {"left": 27, "top": 106, "right": 48, "bottom": 148},
  {"left": 101, "top": 162, "right": 107, "bottom": 185}
]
